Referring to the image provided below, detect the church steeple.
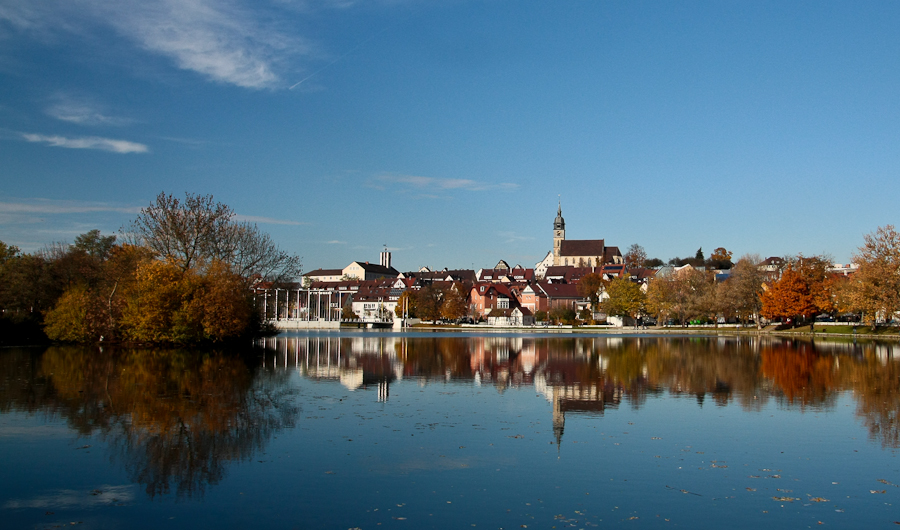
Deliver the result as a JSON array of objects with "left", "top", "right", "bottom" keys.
[
  {"left": 553, "top": 199, "right": 565, "bottom": 264},
  {"left": 554, "top": 199, "right": 565, "bottom": 231}
]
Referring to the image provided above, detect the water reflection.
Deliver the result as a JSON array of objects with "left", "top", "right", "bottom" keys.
[
  {"left": 0, "top": 345, "right": 297, "bottom": 498},
  {"left": 259, "top": 334, "right": 900, "bottom": 448}
]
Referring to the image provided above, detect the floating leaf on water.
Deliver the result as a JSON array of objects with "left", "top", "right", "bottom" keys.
[
  {"left": 870, "top": 490, "right": 887, "bottom": 494},
  {"left": 772, "top": 496, "right": 799, "bottom": 502},
  {"left": 809, "top": 497, "right": 829, "bottom": 502}
]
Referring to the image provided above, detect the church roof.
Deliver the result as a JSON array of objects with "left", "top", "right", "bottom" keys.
[{"left": 559, "top": 239, "right": 605, "bottom": 257}]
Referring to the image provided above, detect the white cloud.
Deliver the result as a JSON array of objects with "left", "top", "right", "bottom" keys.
[
  {"left": 45, "top": 95, "right": 132, "bottom": 126},
  {"left": 369, "top": 173, "right": 519, "bottom": 193},
  {"left": 326, "top": 240, "right": 347, "bottom": 244},
  {"left": 497, "top": 231, "right": 534, "bottom": 244},
  {"left": 0, "top": 198, "right": 142, "bottom": 216},
  {"left": 21, "top": 132, "right": 148, "bottom": 153},
  {"left": 1, "top": 0, "right": 313, "bottom": 89}
]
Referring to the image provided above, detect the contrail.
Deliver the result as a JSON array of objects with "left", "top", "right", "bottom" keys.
[{"left": 290, "top": 26, "right": 391, "bottom": 90}]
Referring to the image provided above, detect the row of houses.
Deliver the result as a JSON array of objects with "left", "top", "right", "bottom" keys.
[
  {"left": 272, "top": 204, "right": 860, "bottom": 326},
  {"left": 255, "top": 258, "right": 642, "bottom": 325}
]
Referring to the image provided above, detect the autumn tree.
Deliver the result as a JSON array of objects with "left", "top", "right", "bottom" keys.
[
  {"left": 717, "top": 254, "right": 765, "bottom": 327},
  {"left": 624, "top": 244, "right": 647, "bottom": 269},
  {"left": 440, "top": 283, "right": 469, "bottom": 321},
  {"left": 760, "top": 265, "right": 817, "bottom": 323},
  {"left": 128, "top": 192, "right": 300, "bottom": 282},
  {"left": 838, "top": 225, "right": 900, "bottom": 326},
  {"left": 577, "top": 272, "right": 605, "bottom": 312},
  {"left": 416, "top": 284, "right": 444, "bottom": 321},
  {"left": 792, "top": 255, "right": 835, "bottom": 316},
  {"left": 645, "top": 277, "right": 675, "bottom": 325},
  {"left": 394, "top": 290, "right": 418, "bottom": 318},
  {"left": 602, "top": 277, "right": 646, "bottom": 324},
  {"left": 119, "top": 258, "right": 259, "bottom": 343},
  {"left": 74, "top": 229, "right": 117, "bottom": 260},
  {"left": 707, "top": 247, "right": 734, "bottom": 269}
]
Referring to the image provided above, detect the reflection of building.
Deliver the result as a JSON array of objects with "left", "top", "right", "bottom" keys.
[
  {"left": 536, "top": 367, "right": 624, "bottom": 446},
  {"left": 257, "top": 336, "right": 402, "bottom": 401},
  {"left": 256, "top": 334, "right": 900, "bottom": 450}
]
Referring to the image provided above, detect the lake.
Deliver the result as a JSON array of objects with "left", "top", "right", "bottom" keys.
[{"left": 2, "top": 331, "right": 899, "bottom": 529}]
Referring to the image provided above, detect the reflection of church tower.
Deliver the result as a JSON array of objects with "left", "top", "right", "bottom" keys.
[
  {"left": 552, "top": 386, "right": 565, "bottom": 447},
  {"left": 553, "top": 201, "right": 565, "bottom": 266}
]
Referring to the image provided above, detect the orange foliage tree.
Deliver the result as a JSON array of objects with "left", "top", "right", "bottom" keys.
[{"left": 760, "top": 265, "right": 817, "bottom": 322}]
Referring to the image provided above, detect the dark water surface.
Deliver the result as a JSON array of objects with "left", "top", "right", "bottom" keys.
[{"left": 2, "top": 332, "right": 899, "bottom": 529}]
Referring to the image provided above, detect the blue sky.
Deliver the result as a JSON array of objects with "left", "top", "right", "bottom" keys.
[{"left": 2, "top": 0, "right": 899, "bottom": 272}]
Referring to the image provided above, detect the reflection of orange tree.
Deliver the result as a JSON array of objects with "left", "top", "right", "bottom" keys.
[
  {"left": 38, "top": 345, "right": 296, "bottom": 498},
  {"left": 841, "top": 355, "right": 900, "bottom": 449},
  {"left": 760, "top": 342, "right": 836, "bottom": 406}
]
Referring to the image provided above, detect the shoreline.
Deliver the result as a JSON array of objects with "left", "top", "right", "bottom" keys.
[{"left": 380, "top": 323, "right": 900, "bottom": 341}]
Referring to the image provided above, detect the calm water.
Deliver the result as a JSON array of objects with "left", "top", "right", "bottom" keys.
[{"left": 2, "top": 332, "right": 899, "bottom": 529}]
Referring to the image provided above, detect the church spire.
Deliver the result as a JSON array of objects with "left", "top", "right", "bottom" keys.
[{"left": 553, "top": 198, "right": 565, "bottom": 231}]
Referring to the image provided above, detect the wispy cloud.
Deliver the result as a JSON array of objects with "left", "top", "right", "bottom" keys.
[
  {"left": 0, "top": 199, "right": 142, "bottom": 216},
  {"left": 368, "top": 173, "right": 519, "bottom": 194},
  {"left": 21, "top": 132, "right": 148, "bottom": 153},
  {"left": 45, "top": 95, "right": 132, "bottom": 126},
  {"left": 1, "top": 0, "right": 314, "bottom": 89},
  {"left": 326, "top": 240, "right": 347, "bottom": 244},
  {"left": 497, "top": 231, "right": 534, "bottom": 244},
  {"left": 234, "top": 214, "right": 307, "bottom": 226},
  {"left": 109, "top": 0, "right": 307, "bottom": 89}
]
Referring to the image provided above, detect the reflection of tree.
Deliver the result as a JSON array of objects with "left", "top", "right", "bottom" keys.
[
  {"left": 3, "top": 345, "right": 297, "bottom": 499},
  {"left": 841, "top": 350, "right": 900, "bottom": 449},
  {"left": 255, "top": 335, "right": 900, "bottom": 450},
  {"left": 760, "top": 342, "right": 837, "bottom": 407}
]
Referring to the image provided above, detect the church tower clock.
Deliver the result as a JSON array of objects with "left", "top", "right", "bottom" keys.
[{"left": 553, "top": 201, "right": 565, "bottom": 265}]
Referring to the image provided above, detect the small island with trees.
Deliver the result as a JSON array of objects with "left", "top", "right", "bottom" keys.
[{"left": 0, "top": 192, "right": 300, "bottom": 345}]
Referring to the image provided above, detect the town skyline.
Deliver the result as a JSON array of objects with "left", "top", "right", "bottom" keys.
[{"left": 3, "top": 2, "right": 899, "bottom": 268}]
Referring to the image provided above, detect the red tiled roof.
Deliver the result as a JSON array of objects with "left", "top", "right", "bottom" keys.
[{"left": 559, "top": 239, "right": 605, "bottom": 257}]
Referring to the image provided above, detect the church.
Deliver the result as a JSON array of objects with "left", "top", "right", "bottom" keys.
[{"left": 536, "top": 202, "right": 623, "bottom": 273}]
